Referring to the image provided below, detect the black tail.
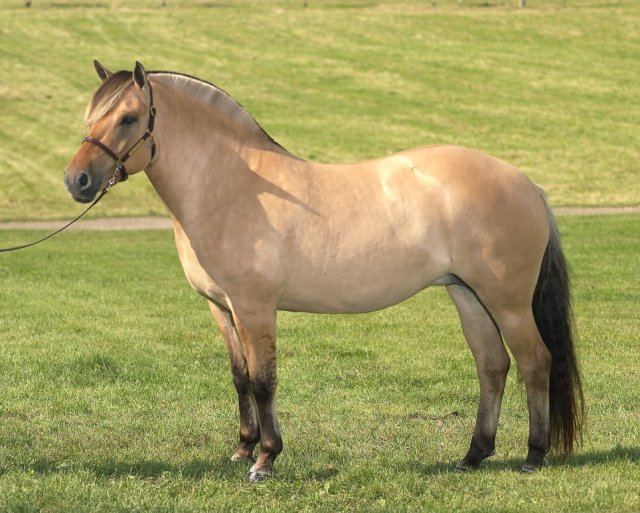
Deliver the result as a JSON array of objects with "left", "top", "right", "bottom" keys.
[{"left": 532, "top": 208, "right": 585, "bottom": 456}]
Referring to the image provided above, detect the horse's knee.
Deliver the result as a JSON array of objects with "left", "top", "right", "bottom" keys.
[
  {"left": 230, "top": 367, "right": 250, "bottom": 394},
  {"left": 250, "top": 373, "right": 277, "bottom": 402}
]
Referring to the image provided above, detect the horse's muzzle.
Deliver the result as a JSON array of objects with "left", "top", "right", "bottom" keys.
[{"left": 64, "top": 169, "right": 100, "bottom": 203}]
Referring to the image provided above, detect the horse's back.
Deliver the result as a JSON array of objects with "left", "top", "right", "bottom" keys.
[
  {"left": 401, "top": 144, "right": 538, "bottom": 202},
  {"left": 347, "top": 143, "right": 549, "bottom": 246}
]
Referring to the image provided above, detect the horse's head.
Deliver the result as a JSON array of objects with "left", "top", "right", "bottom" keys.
[{"left": 64, "top": 61, "right": 156, "bottom": 203}]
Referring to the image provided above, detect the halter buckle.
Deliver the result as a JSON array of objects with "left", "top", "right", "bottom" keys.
[{"left": 103, "top": 162, "right": 127, "bottom": 192}]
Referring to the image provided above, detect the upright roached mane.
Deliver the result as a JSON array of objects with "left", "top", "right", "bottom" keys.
[
  {"left": 65, "top": 61, "right": 584, "bottom": 483},
  {"left": 84, "top": 70, "right": 284, "bottom": 150}
]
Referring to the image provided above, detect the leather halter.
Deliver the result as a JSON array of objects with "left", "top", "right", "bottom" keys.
[{"left": 83, "top": 80, "right": 157, "bottom": 188}]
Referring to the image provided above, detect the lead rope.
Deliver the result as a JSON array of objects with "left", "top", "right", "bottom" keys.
[
  {"left": 0, "top": 185, "right": 112, "bottom": 253},
  {"left": 1, "top": 80, "right": 157, "bottom": 253}
]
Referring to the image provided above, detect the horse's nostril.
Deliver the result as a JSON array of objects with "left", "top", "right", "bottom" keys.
[{"left": 77, "top": 172, "right": 91, "bottom": 190}]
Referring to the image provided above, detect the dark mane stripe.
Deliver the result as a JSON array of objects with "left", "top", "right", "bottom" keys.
[
  {"left": 149, "top": 70, "right": 287, "bottom": 152},
  {"left": 85, "top": 68, "right": 286, "bottom": 152}
]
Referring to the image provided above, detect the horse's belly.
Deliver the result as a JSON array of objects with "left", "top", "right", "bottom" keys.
[
  {"left": 278, "top": 191, "right": 451, "bottom": 313},
  {"left": 278, "top": 253, "right": 447, "bottom": 314},
  {"left": 279, "top": 277, "right": 437, "bottom": 313}
]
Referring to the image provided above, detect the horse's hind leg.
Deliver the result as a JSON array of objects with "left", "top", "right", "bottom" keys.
[
  {"left": 447, "top": 284, "right": 511, "bottom": 470},
  {"left": 209, "top": 301, "right": 260, "bottom": 462},
  {"left": 493, "top": 306, "right": 552, "bottom": 472}
]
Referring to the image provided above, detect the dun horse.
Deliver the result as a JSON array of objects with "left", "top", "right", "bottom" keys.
[{"left": 65, "top": 62, "right": 584, "bottom": 482}]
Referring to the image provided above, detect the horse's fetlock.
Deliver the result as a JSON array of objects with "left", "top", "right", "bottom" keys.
[
  {"left": 259, "top": 437, "right": 283, "bottom": 458},
  {"left": 239, "top": 426, "right": 260, "bottom": 445}
]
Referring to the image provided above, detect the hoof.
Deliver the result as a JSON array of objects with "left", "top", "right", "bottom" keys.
[
  {"left": 521, "top": 463, "right": 540, "bottom": 473},
  {"left": 247, "top": 470, "right": 271, "bottom": 483},
  {"left": 455, "top": 461, "right": 471, "bottom": 472},
  {"left": 231, "top": 453, "right": 256, "bottom": 463},
  {"left": 455, "top": 460, "right": 479, "bottom": 472},
  {"left": 522, "top": 447, "right": 547, "bottom": 473},
  {"left": 455, "top": 449, "right": 494, "bottom": 472}
]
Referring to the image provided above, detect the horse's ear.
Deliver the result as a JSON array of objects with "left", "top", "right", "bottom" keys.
[
  {"left": 94, "top": 60, "right": 112, "bottom": 82},
  {"left": 133, "top": 61, "right": 148, "bottom": 90}
]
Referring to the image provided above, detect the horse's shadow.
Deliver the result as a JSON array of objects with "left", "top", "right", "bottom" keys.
[
  {"left": 411, "top": 445, "right": 640, "bottom": 476},
  {"left": 19, "top": 456, "right": 340, "bottom": 482},
  {"left": 2, "top": 446, "right": 638, "bottom": 481},
  {"left": 2, "top": 456, "right": 239, "bottom": 481}
]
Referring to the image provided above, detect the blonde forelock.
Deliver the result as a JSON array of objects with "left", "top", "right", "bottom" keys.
[{"left": 82, "top": 71, "right": 133, "bottom": 132}]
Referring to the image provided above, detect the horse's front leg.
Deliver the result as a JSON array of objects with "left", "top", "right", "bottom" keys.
[
  {"left": 231, "top": 305, "right": 282, "bottom": 482},
  {"left": 208, "top": 301, "right": 260, "bottom": 462}
]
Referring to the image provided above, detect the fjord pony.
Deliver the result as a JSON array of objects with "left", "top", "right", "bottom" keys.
[{"left": 65, "top": 62, "right": 584, "bottom": 482}]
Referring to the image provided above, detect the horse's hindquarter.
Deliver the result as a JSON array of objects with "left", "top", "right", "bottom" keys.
[{"left": 406, "top": 145, "right": 550, "bottom": 304}]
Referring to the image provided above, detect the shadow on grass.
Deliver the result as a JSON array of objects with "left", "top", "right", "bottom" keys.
[
  {"left": 562, "top": 445, "right": 640, "bottom": 468},
  {"left": 18, "top": 456, "right": 342, "bottom": 482},
  {"left": 409, "top": 445, "right": 640, "bottom": 476},
  {"left": 2, "top": 456, "right": 242, "bottom": 480},
  {"left": 2, "top": 446, "right": 637, "bottom": 480}
]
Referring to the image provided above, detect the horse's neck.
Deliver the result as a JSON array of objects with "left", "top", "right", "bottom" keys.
[{"left": 145, "top": 79, "right": 301, "bottom": 225}]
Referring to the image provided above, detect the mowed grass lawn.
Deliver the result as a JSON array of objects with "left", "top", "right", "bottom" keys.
[
  {"left": 0, "top": 0, "right": 639, "bottom": 221},
  {"left": 1, "top": 0, "right": 639, "bottom": 511},
  {"left": 0, "top": 215, "right": 639, "bottom": 511}
]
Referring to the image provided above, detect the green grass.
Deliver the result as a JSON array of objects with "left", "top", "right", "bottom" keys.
[
  {"left": 0, "top": 215, "right": 638, "bottom": 511},
  {"left": 1, "top": 1, "right": 639, "bottom": 510},
  {"left": 1, "top": 0, "right": 639, "bottom": 220}
]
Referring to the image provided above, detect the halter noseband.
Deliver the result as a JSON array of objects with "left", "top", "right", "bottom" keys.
[{"left": 83, "top": 80, "right": 157, "bottom": 189}]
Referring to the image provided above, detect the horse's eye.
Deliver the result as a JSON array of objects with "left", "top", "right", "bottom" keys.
[{"left": 120, "top": 114, "right": 137, "bottom": 126}]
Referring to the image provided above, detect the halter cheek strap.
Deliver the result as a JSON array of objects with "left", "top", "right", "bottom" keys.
[{"left": 83, "top": 81, "right": 157, "bottom": 188}]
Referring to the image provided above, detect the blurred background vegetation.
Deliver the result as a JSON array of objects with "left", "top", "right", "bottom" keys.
[{"left": 1, "top": 0, "right": 638, "bottom": 219}]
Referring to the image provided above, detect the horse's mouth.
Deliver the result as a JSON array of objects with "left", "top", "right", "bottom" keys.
[{"left": 69, "top": 192, "right": 97, "bottom": 204}]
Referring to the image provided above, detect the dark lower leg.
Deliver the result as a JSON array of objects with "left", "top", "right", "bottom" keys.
[
  {"left": 209, "top": 302, "right": 260, "bottom": 462},
  {"left": 456, "top": 379, "right": 506, "bottom": 470},
  {"left": 522, "top": 393, "right": 551, "bottom": 472},
  {"left": 232, "top": 309, "right": 282, "bottom": 482},
  {"left": 447, "top": 285, "right": 509, "bottom": 471},
  {"left": 231, "top": 383, "right": 260, "bottom": 461},
  {"left": 247, "top": 375, "right": 283, "bottom": 481},
  {"left": 499, "top": 312, "right": 552, "bottom": 473}
]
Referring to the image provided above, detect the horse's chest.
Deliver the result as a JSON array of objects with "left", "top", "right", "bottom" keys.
[{"left": 173, "top": 229, "right": 229, "bottom": 307}]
